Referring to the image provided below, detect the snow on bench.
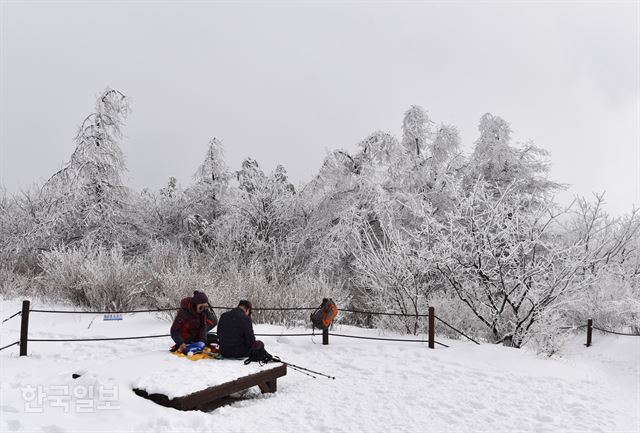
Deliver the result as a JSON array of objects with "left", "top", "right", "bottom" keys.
[{"left": 131, "top": 355, "right": 287, "bottom": 411}]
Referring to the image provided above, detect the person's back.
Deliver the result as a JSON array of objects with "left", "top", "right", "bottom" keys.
[{"left": 217, "top": 301, "right": 257, "bottom": 358}]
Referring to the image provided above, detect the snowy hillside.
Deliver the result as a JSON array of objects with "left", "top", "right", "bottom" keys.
[{"left": 1, "top": 298, "right": 638, "bottom": 433}]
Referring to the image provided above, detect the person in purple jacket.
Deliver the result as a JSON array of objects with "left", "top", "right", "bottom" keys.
[
  {"left": 217, "top": 300, "right": 264, "bottom": 359},
  {"left": 170, "top": 290, "right": 218, "bottom": 352}
]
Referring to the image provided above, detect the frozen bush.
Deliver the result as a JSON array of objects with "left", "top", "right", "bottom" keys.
[
  {"left": 525, "top": 308, "right": 573, "bottom": 357},
  {"left": 427, "top": 291, "right": 486, "bottom": 342},
  {"left": 38, "top": 242, "right": 144, "bottom": 311},
  {"left": 0, "top": 266, "right": 33, "bottom": 298}
]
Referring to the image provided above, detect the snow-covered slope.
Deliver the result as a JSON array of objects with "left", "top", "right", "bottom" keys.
[{"left": 1, "top": 298, "right": 638, "bottom": 433}]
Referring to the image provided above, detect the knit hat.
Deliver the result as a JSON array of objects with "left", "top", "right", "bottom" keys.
[
  {"left": 238, "top": 300, "right": 252, "bottom": 313},
  {"left": 192, "top": 290, "right": 208, "bottom": 305}
]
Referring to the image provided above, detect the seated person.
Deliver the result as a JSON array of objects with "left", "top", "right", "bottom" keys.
[
  {"left": 170, "top": 290, "right": 217, "bottom": 352},
  {"left": 217, "top": 300, "right": 264, "bottom": 359}
]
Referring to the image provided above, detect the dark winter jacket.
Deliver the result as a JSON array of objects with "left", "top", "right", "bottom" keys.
[
  {"left": 217, "top": 307, "right": 256, "bottom": 358},
  {"left": 170, "top": 298, "right": 213, "bottom": 347}
]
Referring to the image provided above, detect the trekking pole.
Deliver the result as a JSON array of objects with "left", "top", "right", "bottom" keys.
[
  {"left": 277, "top": 358, "right": 335, "bottom": 380},
  {"left": 286, "top": 365, "right": 317, "bottom": 379}
]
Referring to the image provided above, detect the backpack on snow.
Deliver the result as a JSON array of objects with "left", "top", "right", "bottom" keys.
[
  {"left": 244, "top": 346, "right": 277, "bottom": 365},
  {"left": 310, "top": 298, "right": 338, "bottom": 330}
]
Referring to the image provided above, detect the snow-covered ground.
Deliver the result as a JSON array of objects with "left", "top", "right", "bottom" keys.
[{"left": 1, "top": 298, "right": 638, "bottom": 433}]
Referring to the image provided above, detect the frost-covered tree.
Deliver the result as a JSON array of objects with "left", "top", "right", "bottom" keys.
[
  {"left": 401, "top": 105, "right": 432, "bottom": 157},
  {"left": 187, "top": 137, "right": 231, "bottom": 225},
  {"left": 0, "top": 183, "right": 65, "bottom": 275},
  {"left": 467, "top": 113, "right": 559, "bottom": 199},
  {"left": 234, "top": 160, "right": 296, "bottom": 244},
  {"left": 431, "top": 124, "right": 461, "bottom": 166},
  {"left": 42, "top": 88, "right": 132, "bottom": 246},
  {"left": 211, "top": 159, "right": 300, "bottom": 283},
  {"left": 562, "top": 193, "right": 640, "bottom": 330},
  {"left": 139, "top": 139, "right": 232, "bottom": 251},
  {"left": 137, "top": 177, "right": 189, "bottom": 243},
  {"left": 299, "top": 148, "right": 363, "bottom": 226},
  {"left": 295, "top": 149, "right": 363, "bottom": 287},
  {"left": 193, "top": 138, "right": 230, "bottom": 191},
  {"left": 0, "top": 186, "right": 22, "bottom": 270},
  {"left": 236, "top": 157, "right": 263, "bottom": 193},
  {"left": 402, "top": 124, "right": 464, "bottom": 215},
  {"left": 433, "top": 180, "right": 597, "bottom": 347},
  {"left": 307, "top": 120, "right": 444, "bottom": 301},
  {"left": 358, "top": 131, "right": 402, "bottom": 166},
  {"left": 273, "top": 164, "right": 295, "bottom": 194},
  {"left": 160, "top": 176, "right": 178, "bottom": 199},
  {"left": 355, "top": 131, "right": 407, "bottom": 192},
  {"left": 4, "top": 93, "right": 635, "bottom": 351},
  {"left": 469, "top": 113, "right": 515, "bottom": 183},
  {"left": 351, "top": 195, "right": 438, "bottom": 334}
]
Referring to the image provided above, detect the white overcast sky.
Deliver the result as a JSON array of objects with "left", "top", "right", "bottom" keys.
[{"left": 0, "top": 1, "right": 638, "bottom": 215}]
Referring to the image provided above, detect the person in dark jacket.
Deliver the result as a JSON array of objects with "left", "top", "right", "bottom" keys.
[
  {"left": 217, "top": 300, "right": 264, "bottom": 358},
  {"left": 170, "top": 290, "right": 218, "bottom": 352}
]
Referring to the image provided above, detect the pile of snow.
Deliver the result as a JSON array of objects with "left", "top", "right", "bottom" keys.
[{"left": 1, "top": 298, "right": 638, "bottom": 432}]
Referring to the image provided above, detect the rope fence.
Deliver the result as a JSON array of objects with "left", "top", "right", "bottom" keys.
[
  {"left": 559, "top": 325, "right": 588, "bottom": 330},
  {"left": 328, "top": 332, "right": 450, "bottom": 347},
  {"left": 23, "top": 305, "right": 441, "bottom": 316},
  {"left": 592, "top": 326, "right": 640, "bottom": 337},
  {"left": 28, "top": 308, "right": 177, "bottom": 314},
  {"left": 1, "top": 310, "right": 21, "bottom": 324},
  {"left": 0, "top": 341, "right": 19, "bottom": 351},
  {"left": 24, "top": 332, "right": 315, "bottom": 343},
  {"left": 26, "top": 306, "right": 317, "bottom": 315},
  {"left": 2, "top": 299, "right": 637, "bottom": 354},
  {"left": 255, "top": 333, "right": 315, "bottom": 337},
  {"left": 585, "top": 318, "right": 639, "bottom": 347},
  {"left": 4, "top": 300, "right": 460, "bottom": 356},
  {"left": 434, "top": 315, "right": 480, "bottom": 345},
  {"left": 338, "top": 308, "right": 430, "bottom": 317},
  {"left": 20, "top": 333, "right": 447, "bottom": 346},
  {"left": 28, "top": 334, "right": 171, "bottom": 342},
  {"left": 0, "top": 332, "right": 315, "bottom": 351}
]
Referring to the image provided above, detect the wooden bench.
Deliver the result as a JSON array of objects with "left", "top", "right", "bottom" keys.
[{"left": 133, "top": 363, "right": 287, "bottom": 411}]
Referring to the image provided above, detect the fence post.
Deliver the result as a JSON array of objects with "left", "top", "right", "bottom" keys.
[
  {"left": 322, "top": 327, "right": 329, "bottom": 345},
  {"left": 586, "top": 318, "right": 593, "bottom": 347},
  {"left": 20, "top": 299, "right": 30, "bottom": 356},
  {"left": 428, "top": 306, "right": 435, "bottom": 349}
]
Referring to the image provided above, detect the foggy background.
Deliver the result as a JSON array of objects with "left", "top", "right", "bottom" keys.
[{"left": 1, "top": 1, "right": 638, "bottom": 215}]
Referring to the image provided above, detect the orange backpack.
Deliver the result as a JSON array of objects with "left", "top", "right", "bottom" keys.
[{"left": 310, "top": 298, "right": 338, "bottom": 330}]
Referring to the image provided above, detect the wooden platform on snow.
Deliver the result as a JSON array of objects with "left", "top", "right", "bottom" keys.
[{"left": 133, "top": 363, "right": 287, "bottom": 411}]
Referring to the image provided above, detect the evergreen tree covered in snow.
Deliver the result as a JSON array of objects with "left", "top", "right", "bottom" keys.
[
  {"left": 401, "top": 105, "right": 432, "bottom": 157},
  {"left": 186, "top": 137, "right": 231, "bottom": 238},
  {"left": 467, "top": 113, "right": 559, "bottom": 200},
  {"left": 431, "top": 124, "right": 461, "bottom": 166},
  {"left": 42, "top": 88, "right": 132, "bottom": 247}
]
